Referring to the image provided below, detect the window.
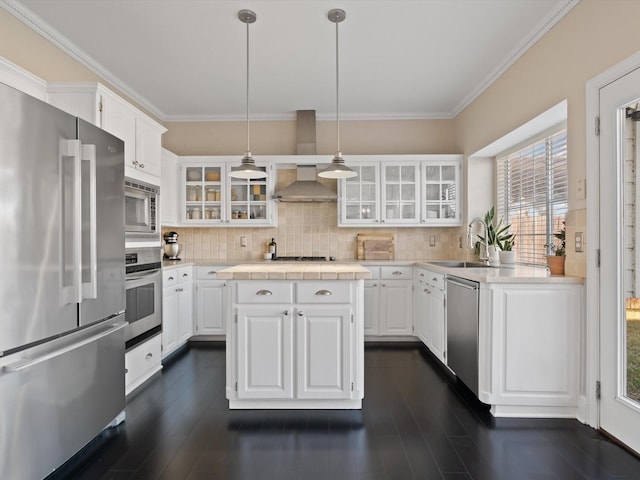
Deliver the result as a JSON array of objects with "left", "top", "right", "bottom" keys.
[{"left": 496, "top": 126, "right": 567, "bottom": 265}]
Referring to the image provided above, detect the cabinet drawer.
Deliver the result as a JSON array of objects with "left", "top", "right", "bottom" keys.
[
  {"left": 195, "top": 266, "right": 226, "bottom": 280},
  {"left": 416, "top": 269, "right": 445, "bottom": 290},
  {"left": 125, "top": 334, "right": 161, "bottom": 391},
  {"left": 236, "top": 282, "right": 293, "bottom": 304},
  {"left": 380, "top": 266, "right": 413, "bottom": 280},
  {"left": 176, "top": 267, "right": 192, "bottom": 284},
  {"left": 296, "top": 282, "right": 351, "bottom": 304},
  {"left": 163, "top": 269, "right": 178, "bottom": 287}
]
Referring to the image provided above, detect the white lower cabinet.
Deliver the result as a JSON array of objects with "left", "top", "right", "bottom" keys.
[
  {"left": 194, "top": 266, "right": 226, "bottom": 336},
  {"left": 227, "top": 280, "right": 363, "bottom": 409},
  {"left": 365, "top": 266, "right": 414, "bottom": 337},
  {"left": 125, "top": 334, "right": 162, "bottom": 396},
  {"left": 236, "top": 306, "right": 293, "bottom": 399},
  {"left": 162, "top": 267, "right": 193, "bottom": 359},
  {"left": 296, "top": 306, "right": 352, "bottom": 399},
  {"left": 415, "top": 268, "right": 447, "bottom": 364}
]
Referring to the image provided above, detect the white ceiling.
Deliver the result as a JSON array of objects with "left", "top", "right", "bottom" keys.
[{"left": 4, "top": 0, "right": 577, "bottom": 122}]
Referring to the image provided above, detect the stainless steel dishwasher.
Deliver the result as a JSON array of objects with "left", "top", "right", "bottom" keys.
[{"left": 446, "top": 276, "right": 480, "bottom": 395}]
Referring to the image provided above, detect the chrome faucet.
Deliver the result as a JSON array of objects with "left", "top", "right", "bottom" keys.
[{"left": 468, "top": 217, "right": 490, "bottom": 265}]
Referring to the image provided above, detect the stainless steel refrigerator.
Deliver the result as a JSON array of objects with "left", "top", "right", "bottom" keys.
[{"left": 0, "top": 81, "right": 127, "bottom": 480}]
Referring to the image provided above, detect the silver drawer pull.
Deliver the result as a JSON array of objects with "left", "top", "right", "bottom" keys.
[
  {"left": 256, "top": 289, "right": 272, "bottom": 296},
  {"left": 315, "top": 289, "right": 332, "bottom": 296},
  {"left": 392, "top": 271, "right": 403, "bottom": 275},
  {"left": 168, "top": 276, "right": 174, "bottom": 281},
  {"left": 182, "top": 273, "right": 189, "bottom": 277},
  {"left": 432, "top": 277, "right": 438, "bottom": 282},
  {"left": 419, "top": 273, "right": 425, "bottom": 277},
  {"left": 145, "top": 353, "right": 153, "bottom": 360}
]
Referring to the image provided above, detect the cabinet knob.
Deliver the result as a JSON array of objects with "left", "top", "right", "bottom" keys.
[
  {"left": 373, "top": 283, "right": 378, "bottom": 287},
  {"left": 392, "top": 271, "right": 402, "bottom": 276},
  {"left": 256, "top": 289, "right": 272, "bottom": 296},
  {"left": 284, "top": 310, "right": 289, "bottom": 316},
  {"left": 298, "top": 311, "right": 304, "bottom": 317},
  {"left": 176, "top": 287, "right": 183, "bottom": 292},
  {"left": 182, "top": 273, "right": 189, "bottom": 277},
  {"left": 382, "top": 284, "right": 386, "bottom": 287},
  {"left": 315, "top": 289, "right": 332, "bottom": 296},
  {"left": 132, "top": 159, "right": 138, "bottom": 166},
  {"left": 168, "top": 276, "right": 174, "bottom": 281},
  {"left": 419, "top": 273, "right": 425, "bottom": 277},
  {"left": 139, "top": 163, "right": 145, "bottom": 169},
  {"left": 208, "top": 271, "right": 216, "bottom": 275},
  {"left": 432, "top": 277, "right": 438, "bottom": 282}
]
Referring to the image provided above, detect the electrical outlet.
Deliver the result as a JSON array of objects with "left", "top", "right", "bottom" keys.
[
  {"left": 575, "top": 232, "right": 584, "bottom": 252},
  {"left": 429, "top": 236, "right": 436, "bottom": 247},
  {"left": 240, "top": 235, "right": 247, "bottom": 247}
]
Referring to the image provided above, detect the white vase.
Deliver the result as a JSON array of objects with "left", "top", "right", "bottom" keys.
[
  {"left": 488, "top": 246, "right": 500, "bottom": 267},
  {"left": 499, "top": 250, "right": 516, "bottom": 267}
]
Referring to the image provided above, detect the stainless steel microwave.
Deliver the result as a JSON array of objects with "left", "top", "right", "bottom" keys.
[{"left": 124, "top": 178, "right": 159, "bottom": 240}]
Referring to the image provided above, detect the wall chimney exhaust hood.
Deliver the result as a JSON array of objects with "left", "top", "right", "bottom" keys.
[{"left": 274, "top": 110, "right": 338, "bottom": 202}]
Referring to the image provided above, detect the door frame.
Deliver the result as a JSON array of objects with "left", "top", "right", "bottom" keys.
[{"left": 585, "top": 49, "right": 640, "bottom": 429}]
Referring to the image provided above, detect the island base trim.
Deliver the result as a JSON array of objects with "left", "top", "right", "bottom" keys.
[{"left": 229, "top": 399, "right": 362, "bottom": 410}]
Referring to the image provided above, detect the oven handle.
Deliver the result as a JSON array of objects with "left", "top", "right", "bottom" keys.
[{"left": 126, "top": 269, "right": 161, "bottom": 284}]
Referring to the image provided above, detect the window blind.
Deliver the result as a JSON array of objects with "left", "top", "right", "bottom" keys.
[{"left": 497, "top": 129, "right": 567, "bottom": 265}]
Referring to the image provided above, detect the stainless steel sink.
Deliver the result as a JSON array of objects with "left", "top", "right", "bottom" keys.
[{"left": 428, "top": 261, "right": 488, "bottom": 268}]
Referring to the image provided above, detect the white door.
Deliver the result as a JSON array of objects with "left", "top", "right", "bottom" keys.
[
  {"left": 363, "top": 280, "right": 379, "bottom": 335},
  {"left": 195, "top": 281, "right": 226, "bottom": 335},
  {"left": 177, "top": 282, "right": 193, "bottom": 343},
  {"left": 379, "top": 281, "right": 414, "bottom": 335},
  {"left": 599, "top": 65, "right": 640, "bottom": 454},
  {"left": 296, "top": 306, "right": 352, "bottom": 399},
  {"left": 428, "top": 287, "right": 446, "bottom": 364},
  {"left": 162, "top": 287, "right": 178, "bottom": 357},
  {"left": 236, "top": 306, "right": 293, "bottom": 399}
]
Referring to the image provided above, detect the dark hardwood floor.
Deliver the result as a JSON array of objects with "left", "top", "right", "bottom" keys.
[{"left": 58, "top": 344, "right": 640, "bottom": 480}]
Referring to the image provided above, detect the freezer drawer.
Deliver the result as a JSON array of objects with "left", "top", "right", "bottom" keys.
[{"left": 0, "top": 318, "right": 126, "bottom": 480}]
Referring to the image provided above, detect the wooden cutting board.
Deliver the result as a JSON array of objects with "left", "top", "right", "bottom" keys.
[{"left": 357, "top": 233, "right": 394, "bottom": 260}]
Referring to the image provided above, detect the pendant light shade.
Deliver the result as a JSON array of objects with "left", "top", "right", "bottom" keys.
[
  {"left": 230, "top": 9, "right": 267, "bottom": 180},
  {"left": 318, "top": 9, "right": 357, "bottom": 179}
]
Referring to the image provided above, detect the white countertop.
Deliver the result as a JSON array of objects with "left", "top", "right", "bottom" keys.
[
  {"left": 162, "top": 258, "right": 583, "bottom": 284},
  {"left": 215, "top": 263, "right": 372, "bottom": 280},
  {"left": 416, "top": 262, "right": 583, "bottom": 284}
]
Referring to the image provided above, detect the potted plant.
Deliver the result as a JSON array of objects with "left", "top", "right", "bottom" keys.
[
  {"left": 499, "top": 237, "right": 517, "bottom": 266},
  {"left": 475, "top": 206, "right": 515, "bottom": 265},
  {"left": 547, "top": 222, "right": 566, "bottom": 275}
]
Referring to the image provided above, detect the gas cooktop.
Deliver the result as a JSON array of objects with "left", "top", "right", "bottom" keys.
[{"left": 271, "top": 256, "right": 335, "bottom": 262}]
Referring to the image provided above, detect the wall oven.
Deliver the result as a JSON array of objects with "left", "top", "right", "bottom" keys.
[
  {"left": 125, "top": 178, "right": 159, "bottom": 242},
  {"left": 125, "top": 247, "right": 162, "bottom": 348}
]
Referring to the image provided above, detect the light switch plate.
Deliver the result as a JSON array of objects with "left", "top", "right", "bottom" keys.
[
  {"left": 429, "top": 236, "right": 436, "bottom": 247},
  {"left": 575, "top": 232, "right": 584, "bottom": 252}
]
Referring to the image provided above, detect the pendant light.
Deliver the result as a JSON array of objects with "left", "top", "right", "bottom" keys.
[
  {"left": 318, "top": 8, "right": 357, "bottom": 179},
  {"left": 230, "top": 9, "right": 267, "bottom": 180}
]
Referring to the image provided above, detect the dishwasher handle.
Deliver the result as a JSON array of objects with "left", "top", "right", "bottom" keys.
[{"left": 446, "top": 276, "right": 479, "bottom": 291}]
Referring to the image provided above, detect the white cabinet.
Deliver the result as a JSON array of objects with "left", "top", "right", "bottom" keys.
[
  {"left": 420, "top": 156, "right": 461, "bottom": 225},
  {"left": 179, "top": 160, "right": 276, "bottom": 226},
  {"left": 194, "top": 266, "right": 226, "bottom": 336},
  {"left": 478, "top": 282, "right": 583, "bottom": 417},
  {"left": 364, "top": 266, "right": 414, "bottom": 337},
  {"left": 236, "top": 305, "right": 293, "bottom": 399},
  {"left": 296, "top": 306, "right": 352, "bottom": 399},
  {"left": 338, "top": 155, "right": 462, "bottom": 227},
  {"left": 125, "top": 334, "right": 162, "bottom": 396},
  {"left": 415, "top": 268, "right": 447, "bottom": 363},
  {"left": 47, "top": 82, "right": 166, "bottom": 184},
  {"left": 162, "top": 267, "right": 193, "bottom": 359},
  {"left": 227, "top": 280, "right": 363, "bottom": 409},
  {"left": 160, "top": 148, "right": 179, "bottom": 225}
]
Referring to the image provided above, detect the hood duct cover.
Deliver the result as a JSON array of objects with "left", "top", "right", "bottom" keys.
[
  {"left": 275, "top": 165, "right": 338, "bottom": 202},
  {"left": 274, "top": 110, "right": 338, "bottom": 202}
]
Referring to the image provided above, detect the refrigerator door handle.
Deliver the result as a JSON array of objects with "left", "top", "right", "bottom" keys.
[
  {"left": 81, "top": 144, "right": 98, "bottom": 300},
  {"left": 60, "top": 139, "right": 83, "bottom": 305},
  {"left": 3, "top": 320, "right": 127, "bottom": 372}
]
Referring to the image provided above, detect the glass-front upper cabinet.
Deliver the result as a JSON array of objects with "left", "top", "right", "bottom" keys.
[
  {"left": 421, "top": 158, "right": 461, "bottom": 225},
  {"left": 180, "top": 161, "right": 275, "bottom": 226},
  {"left": 228, "top": 165, "right": 269, "bottom": 224},
  {"left": 380, "top": 163, "right": 420, "bottom": 224},
  {"left": 340, "top": 163, "right": 380, "bottom": 225},
  {"left": 184, "top": 164, "right": 224, "bottom": 224}
]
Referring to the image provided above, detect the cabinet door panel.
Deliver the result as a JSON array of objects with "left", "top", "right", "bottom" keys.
[
  {"left": 177, "top": 282, "right": 193, "bottom": 343},
  {"left": 195, "top": 282, "right": 225, "bottom": 335},
  {"left": 237, "top": 307, "right": 293, "bottom": 399},
  {"left": 380, "top": 281, "right": 413, "bottom": 335},
  {"left": 162, "top": 287, "right": 178, "bottom": 357},
  {"left": 428, "top": 288, "right": 446, "bottom": 364},
  {"left": 363, "top": 281, "right": 378, "bottom": 335},
  {"left": 101, "top": 95, "right": 135, "bottom": 168},
  {"left": 296, "top": 306, "right": 351, "bottom": 399}
]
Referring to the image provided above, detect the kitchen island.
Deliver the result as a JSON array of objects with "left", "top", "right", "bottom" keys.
[{"left": 217, "top": 263, "right": 371, "bottom": 409}]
